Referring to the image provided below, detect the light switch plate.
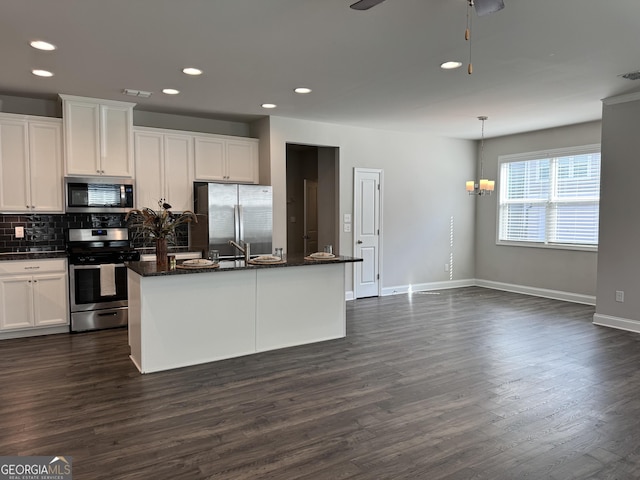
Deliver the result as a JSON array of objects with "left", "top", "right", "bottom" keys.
[
  {"left": 15, "top": 226, "right": 24, "bottom": 238},
  {"left": 344, "top": 213, "right": 352, "bottom": 223}
]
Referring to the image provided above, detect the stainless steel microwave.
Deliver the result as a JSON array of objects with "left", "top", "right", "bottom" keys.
[{"left": 65, "top": 177, "right": 135, "bottom": 213}]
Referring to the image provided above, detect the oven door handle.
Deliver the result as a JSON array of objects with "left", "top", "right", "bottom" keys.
[{"left": 70, "top": 263, "right": 126, "bottom": 269}]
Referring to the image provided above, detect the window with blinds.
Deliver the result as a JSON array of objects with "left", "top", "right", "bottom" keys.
[{"left": 498, "top": 145, "right": 601, "bottom": 249}]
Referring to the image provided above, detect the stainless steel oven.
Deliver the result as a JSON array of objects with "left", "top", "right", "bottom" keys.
[{"left": 66, "top": 228, "right": 140, "bottom": 332}]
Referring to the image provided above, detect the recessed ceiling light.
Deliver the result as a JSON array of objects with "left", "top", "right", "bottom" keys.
[
  {"left": 162, "top": 88, "right": 180, "bottom": 95},
  {"left": 30, "top": 40, "right": 56, "bottom": 51},
  {"left": 32, "top": 69, "right": 54, "bottom": 77},
  {"left": 294, "top": 87, "right": 312, "bottom": 94},
  {"left": 183, "top": 67, "right": 203, "bottom": 76},
  {"left": 261, "top": 103, "right": 277, "bottom": 109},
  {"left": 440, "top": 61, "right": 463, "bottom": 70}
]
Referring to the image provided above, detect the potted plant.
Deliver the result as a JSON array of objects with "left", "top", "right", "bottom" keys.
[{"left": 125, "top": 199, "right": 198, "bottom": 269}]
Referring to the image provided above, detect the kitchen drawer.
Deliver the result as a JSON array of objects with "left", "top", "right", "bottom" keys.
[{"left": 0, "top": 258, "right": 67, "bottom": 275}]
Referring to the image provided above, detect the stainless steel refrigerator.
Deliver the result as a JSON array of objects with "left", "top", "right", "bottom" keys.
[{"left": 190, "top": 183, "right": 272, "bottom": 259}]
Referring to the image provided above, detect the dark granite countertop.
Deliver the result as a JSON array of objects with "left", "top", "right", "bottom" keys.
[
  {"left": 127, "top": 255, "right": 363, "bottom": 277},
  {"left": 135, "top": 246, "right": 195, "bottom": 254},
  {"left": 0, "top": 250, "right": 68, "bottom": 261}
]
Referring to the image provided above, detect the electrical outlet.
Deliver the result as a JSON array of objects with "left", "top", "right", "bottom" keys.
[
  {"left": 616, "top": 290, "right": 624, "bottom": 303},
  {"left": 344, "top": 223, "right": 351, "bottom": 233},
  {"left": 15, "top": 226, "right": 24, "bottom": 239}
]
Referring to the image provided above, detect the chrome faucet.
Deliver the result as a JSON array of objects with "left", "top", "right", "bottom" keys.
[{"left": 228, "top": 240, "right": 251, "bottom": 262}]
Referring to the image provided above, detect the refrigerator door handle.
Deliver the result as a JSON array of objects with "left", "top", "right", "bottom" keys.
[
  {"left": 238, "top": 205, "right": 244, "bottom": 242},
  {"left": 234, "top": 204, "right": 241, "bottom": 243}
]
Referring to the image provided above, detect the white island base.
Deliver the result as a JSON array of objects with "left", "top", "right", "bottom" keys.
[{"left": 127, "top": 262, "right": 347, "bottom": 373}]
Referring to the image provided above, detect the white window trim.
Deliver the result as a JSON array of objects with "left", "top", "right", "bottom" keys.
[{"left": 496, "top": 143, "right": 601, "bottom": 252}]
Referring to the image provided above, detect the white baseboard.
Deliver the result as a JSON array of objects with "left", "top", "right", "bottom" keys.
[
  {"left": 381, "top": 279, "right": 475, "bottom": 297},
  {"left": 593, "top": 314, "right": 640, "bottom": 333},
  {"left": 475, "top": 279, "right": 596, "bottom": 305},
  {"left": 0, "top": 325, "right": 70, "bottom": 340},
  {"left": 345, "top": 291, "right": 355, "bottom": 301},
  {"left": 376, "top": 278, "right": 595, "bottom": 305}
]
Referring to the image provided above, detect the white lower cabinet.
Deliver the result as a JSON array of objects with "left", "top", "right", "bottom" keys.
[{"left": 0, "top": 259, "right": 69, "bottom": 336}]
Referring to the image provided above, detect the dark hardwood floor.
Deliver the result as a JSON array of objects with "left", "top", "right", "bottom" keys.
[{"left": 1, "top": 287, "right": 639, "bottom": 479}]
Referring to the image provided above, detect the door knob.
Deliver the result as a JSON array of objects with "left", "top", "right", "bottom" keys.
[{"left": 357, "top": 240, "right": 363, "bottom": 244}]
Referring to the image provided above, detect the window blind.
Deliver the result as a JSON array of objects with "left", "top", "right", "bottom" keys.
[{"left": 498, "top": 148, "right": 600, "bottom": 248}]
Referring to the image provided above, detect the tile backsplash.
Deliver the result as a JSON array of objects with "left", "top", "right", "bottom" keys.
[{"left": 0, "top": 213, "right": 189, "bottom": 252}]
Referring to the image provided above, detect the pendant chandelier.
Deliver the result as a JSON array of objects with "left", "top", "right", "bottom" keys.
[{"left": 466, "top": 116, "right": 495, "bottom": 196}]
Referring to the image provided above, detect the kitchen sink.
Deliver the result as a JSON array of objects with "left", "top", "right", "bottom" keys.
[{"left": 217, "top": 260, "right": 246, "bottom": 269}]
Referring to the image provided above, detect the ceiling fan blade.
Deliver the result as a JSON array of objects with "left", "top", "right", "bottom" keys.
[
  {"left": 350, "top": 0, "right": 387, "bottom": 11},
  {"left": 473, "top": 0, "right": 505, "bottom": 16}
]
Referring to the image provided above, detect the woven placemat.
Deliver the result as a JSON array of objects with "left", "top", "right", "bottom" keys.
[
  {"left": 248, "top": 259, "right": 287, "bottom": 265},
  {"left": 304, "top": 256, "right": 341, "bottom": 261},
  {"left": 176, "top": 263, "right": 220, "bottom": 270}
]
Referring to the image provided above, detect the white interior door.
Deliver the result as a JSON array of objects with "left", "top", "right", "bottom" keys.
[{"left": 354, "top": 168, "right": 382, "bottom": 298}]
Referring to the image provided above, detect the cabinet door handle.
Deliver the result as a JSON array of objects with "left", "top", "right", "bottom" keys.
[{"left": 357, "top": 240, "right": 363, "bottom": 244}]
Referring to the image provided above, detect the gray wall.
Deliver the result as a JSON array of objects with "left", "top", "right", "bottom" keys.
[
  {"left": 317, "top": 147, "right": 338, "bottom": 252},
  {"left": 475, "top": 121, "right": 602, "bottom": 300},
  {"left": 595, "top": 95, "right": 640, "bottom": 326},
  {"left": 265, "top": 116, "right": 476, "bottom": 294},
  {"left": 4, "top": 92, "right": 608, "bottom": 301},
  {"left": 0, "top": 93, "right": 255, "bottom": 137},
  {"left": 0, "top": 94, "right": 60, "bottom": 117},
  {"left": 133, "top": 110, "right": 252, "bottom": 137},
  {"left": 251, "top": 117, "right": 272, "bottom": 185}
]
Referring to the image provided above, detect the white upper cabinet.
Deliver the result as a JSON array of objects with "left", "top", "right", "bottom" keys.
[
  {"left": 29, "top": 121, "right": 64, "bottom": 211},
  {"left": 60, "top": 95, "right": 135, "bottom": 177},
  {"left": 194, "top": 136, "right": 225, "bottom": 181},
  {"left": 164, "top": 134, "right": 194, "bottom": 212},
  {"left": 194, "top": 133, "right": 258, "bottom": 184},
  {"left": 0, "top": 113, "right": 63, "bottom": 213},
  {"left": 226, "top": 139, "right": 258, "bottom": 183},
  {"left": 134, "top": 127, "right": 194, "bottom": 212}
]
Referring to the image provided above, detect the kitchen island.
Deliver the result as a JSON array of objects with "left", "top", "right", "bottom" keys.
[{"left": 127, "top": 255, "right": 362, "bottom": 373}]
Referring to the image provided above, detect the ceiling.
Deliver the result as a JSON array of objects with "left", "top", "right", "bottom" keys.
[{"left": 2, "top": 0, "right": 640, "bottom": 139}]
